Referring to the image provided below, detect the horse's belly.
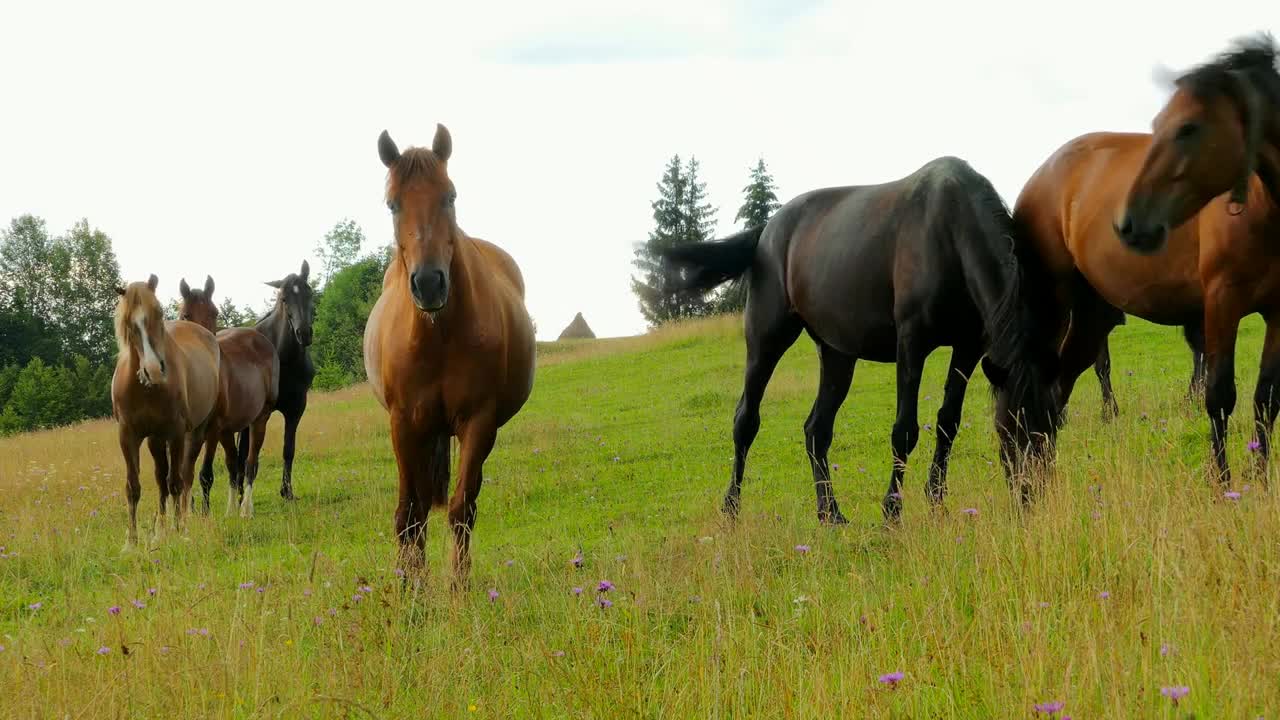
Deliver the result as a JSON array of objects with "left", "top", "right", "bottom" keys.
[{"left": 1075, "top": 232, "right": 1203, "bottom": 323}]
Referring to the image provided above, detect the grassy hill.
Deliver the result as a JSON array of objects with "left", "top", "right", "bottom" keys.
[{"left": 0, "top": 313, "right": 1276, "bottom": 717}]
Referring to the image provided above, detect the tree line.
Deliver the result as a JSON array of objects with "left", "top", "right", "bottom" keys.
[
  {"left": 631, "top": 156, "right": 781, "bottom": 326},
  {"left": 0, "top": 214, "right": 390, "bottom": 436}
]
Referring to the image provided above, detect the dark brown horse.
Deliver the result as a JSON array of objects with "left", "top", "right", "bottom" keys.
[
  {"left": 1116, "top": 33, "right": 1280, "bottom": 484},
  {"left": 110, "top": 274, "right": 220, "bottom": 546},
  {"left": 234, "top": 261, "right": 315, "bottom": 501},
  {"left": 178, "top": 275, "right": 279, "bottom": 516},
  {"left": 364, "top": 124, "right": 536, "bottom": 587},
  {"left": 661, "top": 157, "right": 1060, "bottom": 522}
]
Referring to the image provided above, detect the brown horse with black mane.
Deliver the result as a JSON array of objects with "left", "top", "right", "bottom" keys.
[
  {"left": 363, "top": 124, "right": 536, "bottom": 588},
  {"left": 1016, "top": 33, "right": 1280, "bottom": 487},
  {"left": 1116, "top": 32, "right": 1280, "bottom": 484},
  {"left": 111, "top": 274, "right": 220, "bottom": 547},
  {"left": 177, "top": 275, "right": 279, "bottom": 516}
]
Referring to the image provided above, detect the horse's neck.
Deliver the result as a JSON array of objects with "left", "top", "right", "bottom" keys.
[{"left": 256, "top": 305, "right": 290, "bottom": 351}]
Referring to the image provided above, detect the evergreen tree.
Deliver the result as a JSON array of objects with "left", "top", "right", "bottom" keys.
[
  {"left": 631, "top": 155, "right": 719, "bottom": 326},
  {"left": 719, "top": 157, "right": 781, "bottom": 313}
]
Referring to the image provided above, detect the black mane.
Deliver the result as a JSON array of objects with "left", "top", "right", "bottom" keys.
[{"left": 1179, "top": 32, "right": 1280, "bottom": 104}]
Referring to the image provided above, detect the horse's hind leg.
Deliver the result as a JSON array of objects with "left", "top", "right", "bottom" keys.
[
  {"left": 883, "top": 331, "right": 930, "bottom": 522},
  {"left": 1184, "top": 321, "right": 1207, "bottom": 402},
  {"left": 1093, "top": 337, "right": 1120, "bottom": 422},
  {"left": 803, "top": 341, "right": 856, "bottom": 525},
  {"left": 1249, "top": 320, "right": 1280, "bottom": 484},
  {"left": 241, "top": 423, "right": 265, "bottom": 518},
  {"left": 725, "top": 309, "right": 802, "bottom": 520},
  {"left": 197, "top": 432, "right": 218, "bottom": 515},
  {"left": 927, "top": 343, "right": 982, "bottom": 506},
  {"left": 1054, "top": 280, "right": 1123, "bottom": 429}
]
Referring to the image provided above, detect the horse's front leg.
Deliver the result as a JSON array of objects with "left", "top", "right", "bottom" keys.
[
  {"left": 450, "top": 413, "right": 498, "bottom": 592},
  {"left": 1204, "top": 290, "right": 1242, "bottom": 486}
]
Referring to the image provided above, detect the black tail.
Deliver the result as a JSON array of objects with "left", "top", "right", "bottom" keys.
[{"left": 658, "top": 225, "right": 764, "bottom": 293}]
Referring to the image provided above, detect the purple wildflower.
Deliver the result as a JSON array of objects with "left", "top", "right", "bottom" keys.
[
  {"left": 1248, "top": 440, "right": 1261, "bottom": 452},
  {"left": 597, "top": 580, "right": 614, "bottom": 593},
  {"left": 571, "top": 551, "right": 583, "bottom": 568},
  {"left": 313, "top": 616, "right": 323, "bottom": 626},
  {"left": 572, "top": 587, "right": 583, "bottom": 596},
  {"left": 1225, "top": 491, "right": 1242, "bottom": 501},
  {"left": 147, "top": 588, "right": 157, "bottom": 596},
  {"left": 597, "top": 597, "right": 613, "bottom": 609},
  {"left": 1098, "top": 591, "right": 1110, "bottom": 600},
  {"left": 878, "top": 671, "right": 904, "bottom": 687},
  {"left": 831, "top": 463, "right": 840, "bottom": 471},
  {"left": 358, "top": 585, "right": 373, "bottom": 594},
  {"left": 795, "top": 544, "right": 811, "bottom": 553},
  {"left": 488, "top": 588, "right": 499, "bottom": 602},
  {"left": 1160, "top": 686, "right": 1190, "bottom": 705},
  {"left": 551, "top": 650, "right": 565, "bottom": 657},
  {"left": 159, "top": 646, "right": 170, "bottom": 655},
  {"left": 303, "top": 588, "right": 312, "bottom": 597},
  {"left": 1038, "top": 602, "right": 1051, "bottom": 609},
  {"left": 96, "top": 646, "right": 110, "bottom": 655},
  {"left": 962, "top": 508, "right": 978, "bottom": 516},
  {"left": 131, "top": 599, "right": 145, "bottom": 609},
  {"left": 28, "top": 602, "right": 41, "bottom": 611},
  {"left": 1160, "top": 643, "right": 1172, "bottom": 657},
  {"left": 352, "top": 594, "right": 363, "bottom": 603},
  {"left": 108, "top": 605, "right": 121, "bottom": 616},
  {"left": 394, "top": 567, "right": 405, "bottom": 578},
  {"left": 1034, "top": 701, "right": 1065, "bottom": 714},
  {"left": 256, "top": 587, "right": 265, "bottom": 594},
  {"left": 504, "top": 559, "right": 514, "bottom": 567},
  {"left": 239, "top": 581, "right": 254, "bottom": 590}
]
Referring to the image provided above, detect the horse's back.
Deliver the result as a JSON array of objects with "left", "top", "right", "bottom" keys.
[
  {"left": 216, "top": 328, "right": 280, "bottom": 423},
  {"left": 169, "top": 320, "right": 220, "bottom": 429}
]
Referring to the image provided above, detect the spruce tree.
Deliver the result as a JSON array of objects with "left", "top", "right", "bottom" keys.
[{"left": 719, "top": 157, "right": 781, "bottom": 313}]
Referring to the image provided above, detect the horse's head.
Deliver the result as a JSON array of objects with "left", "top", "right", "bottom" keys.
[
  {"left": 377, "top": 124, "right": 458, "bottom": 315},
  {"left": 114, "top": 273, "right": 169, "bottom": 387},
  {"left": 1118, "top": 33, "right": 1278, "bottom": 254},
  {"left": 178, "top": 275, "right": 218, "bottom": 332},
  {"left": 266, "top": 261, "right": 314, "bottom": 346}
]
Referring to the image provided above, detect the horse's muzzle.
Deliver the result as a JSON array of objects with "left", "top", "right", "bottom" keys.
[
  {"left": 411, "top": 265, "right": 449, "bottom": 313},
  {"left": 1114, "top": 212, "right": 1168, "bottom": 255}
]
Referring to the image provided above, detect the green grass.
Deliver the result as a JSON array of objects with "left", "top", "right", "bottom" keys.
[{"left": 1, "top": 313, "right": 1278, "bottom": 718}]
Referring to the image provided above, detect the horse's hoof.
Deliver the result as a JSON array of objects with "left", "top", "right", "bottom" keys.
[
  {"left": 818, "top": 507, "right": 849, "bottom": 525},
  {"left": 280, "top": 489, "right": 296, "bottom": 501}
]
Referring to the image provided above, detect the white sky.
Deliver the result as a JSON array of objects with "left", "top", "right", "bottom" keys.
[{"left": 1, "top": 1, "right": 1274, "bottom": 339}]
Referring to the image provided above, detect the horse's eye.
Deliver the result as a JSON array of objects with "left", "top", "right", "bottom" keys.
[
  {"left": 1175, "top": 122, "right": 1200, "bottom": 142},
  {"left": 445, "top": 191, "right": 456, "bottom": 208},
  {"left": 387, "top": 199, "right": 400, "bottom": 213}
]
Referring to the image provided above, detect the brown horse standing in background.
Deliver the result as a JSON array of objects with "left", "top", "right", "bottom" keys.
[
  {"left": 364, "top": 124, "right": 536, "bottom": 588},
  {"left": 1116, "top": 33, "right": 1280, "bottom": 485},
  {"left": 178, "top": 275, "right": 279, "bottom": 516},
  {"left": 1016, "top": 34, "right": 1279, "bottom": 486},
  {"left": 111, "top": 274, "right": 220, "bottom": 546}
]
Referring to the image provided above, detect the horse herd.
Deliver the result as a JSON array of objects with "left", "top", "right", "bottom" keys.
[{"left": 106, "top": 34, "right": 1277, "bottom": 588}]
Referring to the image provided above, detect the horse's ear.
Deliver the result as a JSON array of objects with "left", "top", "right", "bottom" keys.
[
  {"left": 378, "top": 130, "right": 400, "bottom": 169},
  {"left": 179, "top": 278, "right": 191, "bottom": 299},
  {"left": 432, "top": 123, "right": 452, "bottom": 163},
  {"left": 147, "top": 274, "right": 159, "bottom": 292},
  {"left": 981, "top": 357, "right": 1009, "bottom": 389},
  {"left": 115, "top": 286, "right": 127, "bottom": 296},
  {"left": 204, "top": 275, "right": 215, "bottom": 298},
  {"left": 300, "top": 260, "right": 310, "bottom": 282},
  {"left": 265, "top": 279, "right": 284, "bottom": 289},
  {"left": 1151, "top": 63, "right": 1179, "bottom": 89}
]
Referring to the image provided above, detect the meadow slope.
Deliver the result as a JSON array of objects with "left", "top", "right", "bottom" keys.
[{"left": 1, "top": 314, "right": 1277, "bottom": 718}]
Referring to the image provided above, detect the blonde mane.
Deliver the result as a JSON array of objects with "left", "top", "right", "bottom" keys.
[{"left": 114, "top": 282, "right": 166, "bottom": 359}]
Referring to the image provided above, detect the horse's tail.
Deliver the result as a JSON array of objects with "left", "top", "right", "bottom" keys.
[
  {"left": 427, "top": 434, "right": 452, "bottom": 508},
  {"left": 658, "top": 225, "right": 764, "bottom": 292}
]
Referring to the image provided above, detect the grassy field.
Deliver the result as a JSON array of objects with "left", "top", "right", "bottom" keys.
[{"left": 1, "top": 313, "right": 1277, "bottom": 718}]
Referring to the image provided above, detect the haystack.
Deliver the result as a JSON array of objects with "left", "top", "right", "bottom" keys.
[{"left": 557, "top": 312, "right": 596, "bottom": 340}]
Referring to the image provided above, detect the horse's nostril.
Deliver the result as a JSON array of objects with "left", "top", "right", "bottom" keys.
[
  {"left": 159, "top": 360, "right": 166, "bottom": 374},
  {"left": 1118, "top": 216, "right": 1134, "bottom": 238}
]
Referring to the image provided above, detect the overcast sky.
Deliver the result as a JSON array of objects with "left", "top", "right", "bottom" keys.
[{"left": 1, "top": 1, "right": 1274, "bottom": 339}]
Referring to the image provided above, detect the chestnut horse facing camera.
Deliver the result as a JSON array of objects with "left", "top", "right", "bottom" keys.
[
  {"left": 1116, "top": 32, "right": 1280, "bottom": 486},
  {"left": 363, "top": 124, "right": 536, "bottom": 588},
  {"left": 177, "top": 275, "right": 280, "bottom": 517},
  {"left": 110, "top": 274, "right": 220, "bottom": 547},
  {"left": 1014, "top": 33, "right": 1280, "bottom": 487}
]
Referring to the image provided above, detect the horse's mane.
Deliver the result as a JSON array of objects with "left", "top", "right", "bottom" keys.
[
  {"left": 388, "top": 147, "right": 443, "bottom": 185},
  {"left": 114, "top": 284, "right": 164, "bottom": 357},
  {"left": 1179, "top": 32, "right": 1280, "bottom": 105}
]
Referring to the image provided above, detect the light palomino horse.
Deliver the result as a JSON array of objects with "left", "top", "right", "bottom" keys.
[
  {"left": 110, "top": 274, "right": 220, "bottom": 546},
  {"left": 364, "top": 124, "right": 536, "bottom": 589},
  {"left": 177, "top": 275, "right": 280, "bottom": 516}
]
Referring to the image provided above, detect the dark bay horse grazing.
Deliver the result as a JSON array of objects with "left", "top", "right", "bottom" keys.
[
  {"left": 1115, "top": 33, "right": 1280, "bottom": 484},
  {"left": 661, "top": 157, "right": 1060, "bottom": 522},
  {"left": 234, "top": 261, "right": 315, "bottom": 501},
  {"left": 110, "top": 274, "right": 220, "bottom": 546},
  {"left": 364, "top": 124, "right": 536, "bottom": 587},
  {"left": 178, "top": 275, "right": 279, "bottom": 516}
]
